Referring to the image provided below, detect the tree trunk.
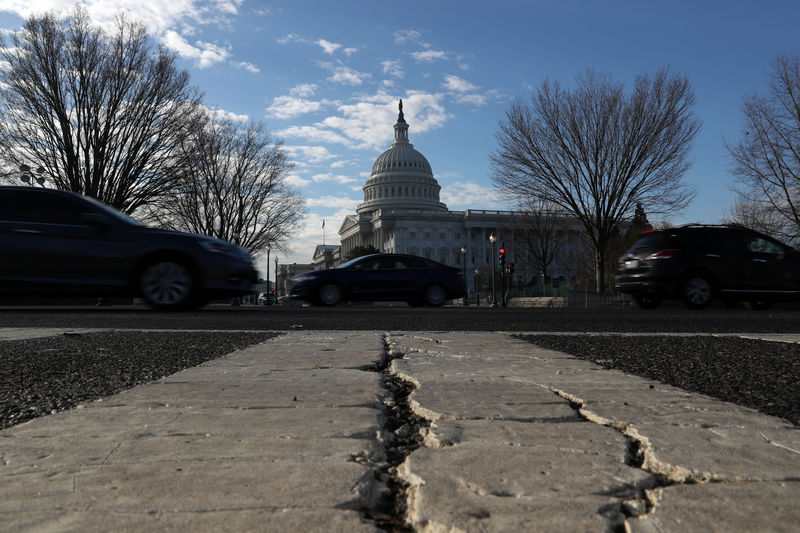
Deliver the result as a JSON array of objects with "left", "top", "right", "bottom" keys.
[{"left": 595, "top": 248, "right": 607, "bottom": 294}]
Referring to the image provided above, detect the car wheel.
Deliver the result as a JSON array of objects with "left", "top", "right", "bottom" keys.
[
  {"left": 424, "top": 284, "right": 447, "bottom": 307},
  {"left": 634, "top": 295, "right": 663, "bottom": 309},
  {"left": 317, "top": 283, "right": 342, "bottom": 306},
  {"left": 139, "top": 259, "right": 194, "bottom": 310},
  {"left": 681, "top": 274, "right": 713, "bottom": 309}
]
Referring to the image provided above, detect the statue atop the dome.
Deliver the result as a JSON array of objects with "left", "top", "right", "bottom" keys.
[{"left": 398, "top": 99, "right": 405, "bottom": 122}]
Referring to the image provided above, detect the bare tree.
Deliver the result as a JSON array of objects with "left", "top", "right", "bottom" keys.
[
  {"left": 0, "top": 7, "right": 204, "bottom": 214},
  {"left": 491, "top": 68, "right": 699, "bottom": 292},
  {"left": 147, "top": 114, "right": 306, "bottom": 255},
  {"left": 726, "top": 54, "right": 800, "bottom": 245},
  {"left": 724, "top": 196, "right": 792, "bottom": 242},
  {"left": 516, "top": 198, "right": 568, "bottom": 283}
]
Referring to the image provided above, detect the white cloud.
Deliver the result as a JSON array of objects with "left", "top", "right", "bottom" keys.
[
  {"left": 343, "top": 47, "right": 358, "bottom": 56},
  {"left": 285, "top": 173, "right": 311, "bottom": 187},
  {"left": 412, "top": 50, "right": 447, "bottom": 63},
  {"left": 382, "top": 59, "right": 403, "bottom": 78},
  {"left": 318, "top": 91, "right": 448, "bottom": 151},
  {"left": 1, "top": 1, "right": 249, "bottom": 70},
  {"left": 278, "top": 125, "right": 351, "bottom": 146},
  {"left": 283, "top": 144, "right": 338, "bottom": 165},
  {"left": 455, "top": 93, "right": 488, "bottom": 106},
  {"left": 441, "top": 77, "right": 499, "bottom": 107},
  {"left": 443, "top": 74, "right": 478, "bottom": 93},
  {"left": 277, "top": 33, "right": 303, "bottom": 45},
  {"left": 394, "top": 29, "right": 428, "bottom": 47},
  {"left": 278, "top": 207, "right": 357, "bottom": 264},
  {"left": 316, "top": 39, "right": 341, "bottom": 55},
  {"left": 290, "top": 84, "right": 318, "bottom": 98},
  {"left": 267, "top": 96, "right": 322, "bottom": 120},
  {"left": 233, "top": 61, "right": 259, "bottom": 73},
  {"left": 204, "top": 106, "right": 249, "bottom": 122},
  {"left": 162, "top": 30, "right": 230, "bottom": 68},
  {"left": 312, "top": 173, "right": 358, "bottom": 184},
  {"left": 316, "top": 61, "right": 370, "bottom": 86},
  {"left": 306, "top": 196, "right": 361, "bottom": 209},
  {"left": 330, "top": 160, "right": 354, "bottom": 169},
  {"left": 440, "top": 181, "right": 502, "bottom": 209}
]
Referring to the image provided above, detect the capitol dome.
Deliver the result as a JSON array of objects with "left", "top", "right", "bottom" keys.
[{"left": 357, "top": 100, "right": 447, "bottom": 215}]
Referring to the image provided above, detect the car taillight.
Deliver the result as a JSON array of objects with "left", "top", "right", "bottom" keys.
[{"left": 645, "top": 249, "right": 680, "bottom": 260}]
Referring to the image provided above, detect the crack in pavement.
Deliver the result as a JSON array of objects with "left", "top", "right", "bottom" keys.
[
  {"left": 540, "top": 386, "right": 800, "bottom": 533},
  {"left": 356, "top": 334, "right": 431, "bottom": 532},
  {"left": 356, "top": 332, "right": 800, "bottom": 532},
  {"left": 544, "top": 386, "right": 703, "bottom": 532}
]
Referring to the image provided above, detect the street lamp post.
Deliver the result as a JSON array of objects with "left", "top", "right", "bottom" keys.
[
  {"left": 274, "top": 256, "right": 279, "bottom": 303},
  {"left": 489, "top": 233, "right": 498, "bottom": 308},
  {"left": 265, "top": 245, "right": 272, "bottom": 305},
  {"left": 474, "top": 269, "right": 480, "bottom": 305},
  {"left": 20, "top": 164, "right": 46, "bottom": 186},
  {"left": 460, "top": 247, "right": 468, "bottom": 306},
  {"left": 2, "top": 164, "right": 46, "bottom": 186}
]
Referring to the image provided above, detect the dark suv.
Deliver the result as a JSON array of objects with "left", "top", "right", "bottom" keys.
[
  {"left": 615, "top": 224, "right": 800, "bottom": 309},
  {"left": 0, "top": 186, "right": 258, "bottom": 309}
]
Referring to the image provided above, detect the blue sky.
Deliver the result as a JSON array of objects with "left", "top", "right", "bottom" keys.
[{"left": 2, "top": 1, "right": 799, "bottom": 268}]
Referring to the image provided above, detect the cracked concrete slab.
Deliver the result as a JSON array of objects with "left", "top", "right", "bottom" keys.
[
  {"left": 2, "top": 330, "right": 799, "bottom": 532},
  {"left": 387, "top": 331, "right": 800, "bottom": 532},
  {"left": 627, "top": 482, "right": 800, "bottom": 533},
  {"left": 0, "top": 331, "right": 386, "bottom": 532}
]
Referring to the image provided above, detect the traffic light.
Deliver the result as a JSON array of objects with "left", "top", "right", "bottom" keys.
[
  {"left": 499, "top": 247, "right": 506, "bottom": 267},
  {"left": 508, "top": 262, "right": 515, "bottom": 276}
]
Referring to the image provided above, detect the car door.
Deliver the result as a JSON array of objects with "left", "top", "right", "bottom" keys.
[
  {"left": 0, "top": 189, "right": 128, "bottom": 291},
  {"left": 700, "top": 229, "right": 751, "bottom": 290},
  {"left": 393, "top": 256, "right": 431, "bottom": 299},
  {"left": 744, "top": 234, "right": 800, "bottom": 292},
  {"left": 347, "top": 256, "right": 389, "bottom": 299}
]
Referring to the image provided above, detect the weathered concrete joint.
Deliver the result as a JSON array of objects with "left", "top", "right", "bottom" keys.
[
  {"left": 545, "top": 386, "right": 690, "bottom": 532},
  {"left": 358, "top": 334, "right": 429, "bottom": 532}
]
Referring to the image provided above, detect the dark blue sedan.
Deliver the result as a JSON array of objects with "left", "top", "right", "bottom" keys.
[{"left": 289, "top": 253, "right": 466, "bottom": 306}]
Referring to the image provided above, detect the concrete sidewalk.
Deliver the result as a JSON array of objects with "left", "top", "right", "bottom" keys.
[{"left": 1, "top": 331, "right": 799, "bottom": 532}]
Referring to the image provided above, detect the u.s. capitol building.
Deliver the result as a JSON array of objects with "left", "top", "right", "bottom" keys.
[{"left": 312, "top": 101, "right": 582, "bottom": 290}]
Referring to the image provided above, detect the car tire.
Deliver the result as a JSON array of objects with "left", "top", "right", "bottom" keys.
[
  {"left": 317, "top": 283, "right": 342, "bottom": 306},
  {"left": 681, "top": 274, "right": 713, "bottom": 309},
  {"left": 634, "top": 295, "right": 663, "bottom": 309},
  {"left": 139, "top": 258, "right": 195, "bottom": 310},
  {"left": 424, "top": 284, "right": 447, "bottom": 307}
]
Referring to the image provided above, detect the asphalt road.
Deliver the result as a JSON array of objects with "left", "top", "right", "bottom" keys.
[{"left": 0, "top": 301, "right": 798, "bottom": 332}]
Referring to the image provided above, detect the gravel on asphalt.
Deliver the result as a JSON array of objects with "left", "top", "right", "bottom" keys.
[
  {"left": 0, "top": 331, "right": 278, "bottom": 429},
  {"left": 519, "top": 335, "right": 800, "bottom": 426}
]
